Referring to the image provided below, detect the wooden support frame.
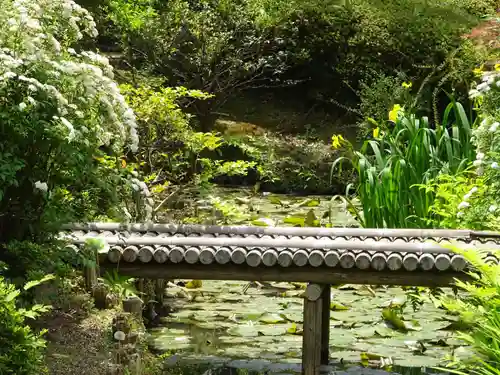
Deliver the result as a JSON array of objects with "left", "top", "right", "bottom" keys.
[
  {"left": 321, "top": 285, "right": 330, "bottom": 365},
  {"left": 302, "top": 283, "right": 330, "bottom": 375},
  {"left": 100, "top": 261, "right": 469, "bottom": 287}
]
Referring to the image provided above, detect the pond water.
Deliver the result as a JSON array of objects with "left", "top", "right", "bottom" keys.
[
  {"left": 152, "top": 187, "right": 462, "bottom": 374},
  {"left": 172, "top": 186, "right": 359, "bottom": 227}
]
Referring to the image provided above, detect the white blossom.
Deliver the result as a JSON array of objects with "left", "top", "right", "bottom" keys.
[
  {"left": 492, "top": 162, "right": 499, "bottom": 170},
  {"left": 59, "top": 117, "right": 75, "bottom": 140},
  {"left": 114, "top": 331, "right": 126, "bottom": 341},
  {"left": 0, "top": 0, "right": 138, "bottom": 152},
  {"left": 34, "top": 181, "right": 48, "bottom": 192},
  {"left": 458, "top": 201, "right": 470, "bottom": 209},
  {"left": 489, "top": 122, "right": 499, "bottom": 132},
  {"left": 18, "top": 102, "right": 27, "bottom": 111},
  {"left": 473, "top": 159, "right": 482, "bottom": 167},
  {"left": 489, "top": 205, "right": 497, "bottom": 213}
]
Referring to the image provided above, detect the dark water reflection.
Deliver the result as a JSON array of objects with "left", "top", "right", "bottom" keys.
[{"left": 162, "top": 356, "right": 449, "bottom": 375}]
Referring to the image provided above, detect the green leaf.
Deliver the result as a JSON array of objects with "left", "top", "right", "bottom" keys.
[
  {"left": 268, "top": 196, "right": 282, "bottom": 205},
  {"left": 5, "top": 290, "right": 20, "bottom": 302},
  {"left": 24, "top": 274, "right": 56, "bottom": 291},
  {"left": 258, "top": 313, "right": 287, "bottom": 324},
  {"left": 305, "top": 209, "right": 319, "bottom": 227},
  {"left": 296, "top": 198, "right": 320, "bottom": 207},
  {"left": 382, "top": 308, "right": 421, "bottom": 331},
  {"left": 283, "top": 216, "right": 305, "bottom": 226},
  {"left": 251, "top": 218, "right": 275, "bottom": 226},
  {"left": 330, "top": 302, "right": 350, "bottom": 311}
]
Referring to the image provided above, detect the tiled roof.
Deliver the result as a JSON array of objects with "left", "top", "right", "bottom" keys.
[{"left": 62, "top": 223, "right": 500, "bottom": 272}]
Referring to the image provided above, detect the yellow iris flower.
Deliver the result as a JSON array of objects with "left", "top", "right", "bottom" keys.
[
  {"left": 402, "top": 82, "right": 412, "bottom": 89},
  {"left": 473, "top": 65, "right": 484, "bottom": 76},
  {"left": 388, "top": 104, "right": 402, "bottom": 122},
  {"left": 495, "top": 63, "right": 500, "bottom": 71},
  {"left": 331, "top": 134, "right": 345, "bottom": 149},
  {"left": 373, "top": 127, "right": 380, "bottom": 138}
]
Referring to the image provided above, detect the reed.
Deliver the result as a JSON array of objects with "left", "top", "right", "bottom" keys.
[{"left": 332, "top": 100, "right": 475, "bottom": 228}]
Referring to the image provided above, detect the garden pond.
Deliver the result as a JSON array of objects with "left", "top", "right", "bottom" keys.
[{"left": 151, "top": 188, "right": 465, "bottom": 374}]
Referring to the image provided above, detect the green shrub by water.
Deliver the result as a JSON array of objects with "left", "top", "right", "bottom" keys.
[
  {"left": 332, "top": 99, "right": 475, "bottom": 228},
  {"left": 438, "top": 247, "right": 500, "bottom": 375}
]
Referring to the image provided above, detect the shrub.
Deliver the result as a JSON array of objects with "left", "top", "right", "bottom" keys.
[
  {"left": 438, "top": 246, "right": 500, "bottom": 375},
  {"left": 0, "top": 276, "right": 51, "bottom": 375},
  {"left": 0, "top": 0, "right": 147, "bottom": 276},
  {"left": 121, "top": 83, "right": 256, "bottom": 210},
  {"left": 224, "top": 132, "right": 348, "bottom": 194},
  {"left": 84, "top": 0, "right": 491, "bottom": 134},
  {"left": 332, "top": 99, "right": 475, "bottom": 228},
  {"left": 437, "top": 64, "right": 500, "bottom": 231}
]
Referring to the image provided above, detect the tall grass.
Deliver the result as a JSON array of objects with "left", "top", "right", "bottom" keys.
[{"left": 332, "top": 99, "right": 475, "bottom": 228}]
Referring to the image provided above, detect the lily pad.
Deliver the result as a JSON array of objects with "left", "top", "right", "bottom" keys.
[
  {"left": 251, "top": 218, "right": 275, "bottom": 226},
  {"left": 382, "top": 308, "right": 422, "bottom": 332},
  {"left": 330, "top": 302, "right": 350, "bottom": 311},
  {"left": 258, "top": 313, "right": 287, "bottom": 324}
]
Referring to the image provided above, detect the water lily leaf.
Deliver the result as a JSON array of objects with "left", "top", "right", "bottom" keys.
[
  {"left": 330, "top": 351, "right": 364, "bottom": 362},
  {"left": 257, "top": 326, "right": 288, "bottom": 336},
  {"left": 185, "top": 280, "right": 203, "bottom": 289},
  {"left": 218, "top": 336, "right": 252, "bottom": 345},
  {"left": 251, "top": 217, "right": 275, "bottom": 226},
  {"left": 218, "top": 294, "right": 250, "bottom": 303},
  {"left": 259, "top": 313, "right": 287, "bottom": 324},
  {"left": 354, "top": 327, "right": 376, "bottom": 338},
  {"left": 235, "top": 197, "right": 251, "bottom": 205},
  {"left": 330, "top": 302, "right": 350, "bottom": 311},
  {"left": 382, "top": 308, "right": 421, "bottom": 331},
  {"left": 360, "top": 352, "right": 389, "bottom": 360},
  {"left": 227, "top": 325, "right": 259, "bottom": 337},
  {"left": 190, "top": 311, "right": 220, "bottom": 321},
  {"left": 373, "top": 325, "right": 399, "bottom": 338},
  {"left": 285, "top": 323, "right": 304, "bottom": 336},
  {"left": 439, "top": 320, "right": 471, "bottom": 331},
  {"left": 380, "top": 296, "right": 406, "bottom": 308},
  {"left": 296, "top": 198, "right": 320, "bottom": 207},
  {"left": 268, "top": 196, "right": 282, "bottom": 205},
  {"left": 404, "top": 340, "right": 427, "bottom": 354},
  {"left": 305, "top": 209, "right": 320, "bottom": 227},
  {"left": 283, "top": 216, "right": 305, "bottom": 226}
]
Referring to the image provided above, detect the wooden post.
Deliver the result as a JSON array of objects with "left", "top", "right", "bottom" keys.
[
  {"left": 84, "top": 265, "right": 98, "bottom": 291},
  {"left": 123, "top": 296, "right": 143, "bottom": 319},
  {"left": 302, "top": 283, "right": 324, "bottom": 375},
  {"left": 321, "top": 284, "right": 331, "bottom": 365},
  {"left": 155, "top": 279, "right": 165, "bottom": 304}
]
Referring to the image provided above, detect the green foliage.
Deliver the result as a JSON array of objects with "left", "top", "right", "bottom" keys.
[
  {"left": 122, "top": 84, "right": 256, "bottom": 197},
  {"left": 225, "top": 132, "right": 347, "bottom": 194},
  {"left": 0, "top": 276, "right": 53, "bottom": 375},
  {"left": 437, "top": 246, "right": 500, "bottom": 375},
  {"left": 101, "top": 270, "right": 138, "bottom": 299},
  {"left": 86, "top": 0, "right": 492, "bottom": 133},
  {"left": 332, "top": 100, "right": 475, "bottom": 228}
]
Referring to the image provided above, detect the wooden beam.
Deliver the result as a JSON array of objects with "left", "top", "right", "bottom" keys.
[
  {"left": 320, "top": 285, "right": 331, "bottom": 365},
  {"left": 302, "top": 284, "right": 324, "bottom": 375},
  {"left": 99, "top": 261, "right": 470, "bottom": 287}
]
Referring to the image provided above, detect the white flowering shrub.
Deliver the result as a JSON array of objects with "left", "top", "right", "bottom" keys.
[
  {"left": 0, "top": 0, "right": 149, "bottom": 274},
  {"left": 451, "top": 68, "right": 500, "bottom": 229}
]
